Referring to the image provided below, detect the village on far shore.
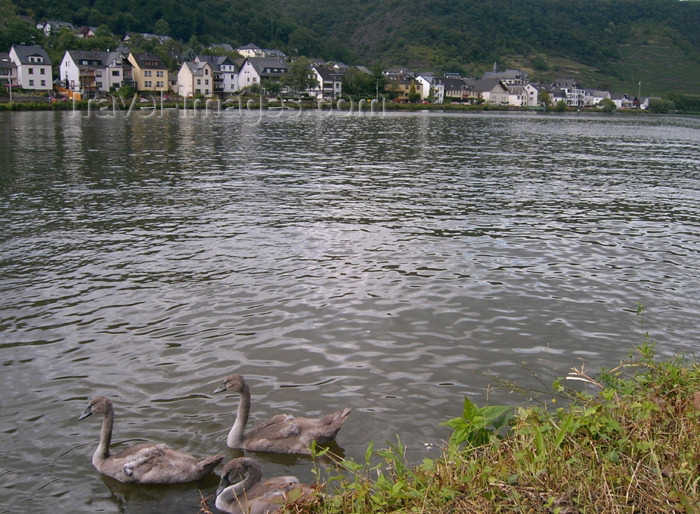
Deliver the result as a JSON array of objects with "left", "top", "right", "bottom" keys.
[{"left": 2, "top": 21, "right": 652, "bottom": 110}]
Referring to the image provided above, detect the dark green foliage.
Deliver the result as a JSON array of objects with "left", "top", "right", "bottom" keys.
[
  {"left": 341, "top": 64, "right": 386, "bottom": 100},
  {"left": 4, "top": 0, "right": 700, "bottom": 93},
  {"left": 648, "top": 97, "right": 675, "bottom": 113},
  {"left": 281, "top": 56, "right": 316, "bottom": 97},
  {"left": 598, "top": 97, "right": 616, "bottom": 112},
  {"left": 554, "top": 99, "right": 568, "bottom": 112},
  {"left": 665, "top": 92, "right": 700, "bottom": 113}
]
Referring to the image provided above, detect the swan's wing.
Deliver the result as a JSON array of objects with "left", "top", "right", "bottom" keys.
[
  {"left": 121, "top": 444, "right": 167, "bottom": 476},
  {"left": 246, "top": 414, "right": 299, "bottom": 440},
  {"left": 293, "top": 408, "right": 352, "bottom": 444},
  {"left": 249, "top": 478, "right": 315, "bottom": 512}
]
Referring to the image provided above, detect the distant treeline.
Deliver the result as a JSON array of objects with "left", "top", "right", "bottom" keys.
[{"left": 7, "top": 0, "right": 699, "bottom": 67}]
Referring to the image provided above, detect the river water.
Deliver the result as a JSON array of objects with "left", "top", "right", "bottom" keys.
[{"left": 0, "top": 108, "right": 698, "bottom": 513}]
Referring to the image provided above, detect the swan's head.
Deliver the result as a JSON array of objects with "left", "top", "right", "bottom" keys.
[
  {"left": 216, "top": 457, "right": 258, "bottom": 496},
  {"left": 213, "top": 374, "right": 246, "bottom": 395},
  {"left": 78, "top": 396, "right": 113, "bottom": 420}
]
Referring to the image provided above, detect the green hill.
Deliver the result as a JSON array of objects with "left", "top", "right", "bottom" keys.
[{"left": 5, "top": 0, "right": 700, "bottom": 94}]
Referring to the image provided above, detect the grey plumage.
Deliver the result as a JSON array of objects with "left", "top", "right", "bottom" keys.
[
  {"left": 215, "top": 457, "right": 314, "bottom": 514},
  {"left": 78, "top": 396, "right": 224, "bottom": 484},
  {"left": 213, "top": 374, "right": 351, "bottom": 454}
]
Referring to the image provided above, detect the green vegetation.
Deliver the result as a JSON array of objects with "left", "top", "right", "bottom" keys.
[
  {"left": 281, "top": 343, "right": 699, "bottom": 513},
  {"left": 3, "top": 0, "right": 700, "bottom": 94},
  {"left": 281, "top": 56, "right": 317, "bottom": 98},
  {"left": 598, "top": 97, "right": 617, "bottom": 112},
  {"left": 341, "top": 65, "right": 386, "bottom": 100}
]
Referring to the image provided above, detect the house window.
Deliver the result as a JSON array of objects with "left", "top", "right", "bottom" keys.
[
  {"left": 112, "top": 70, "right": 120, "bottom": 76},
  {"left": 40, "top": 68, "right": 45, "bottom": 75},
  {"left": 205, "top": 79, "right": 209, "bottom": 85},
  {"left": 29, "top": 79, "right": 34, "bottom": 86},
  {"left": 145, "top": 80, "right": 152, "bottom": 87},
  {"left": 145, "top": 70, "right": 152, "bottom": 77},
  {"left": 156, "top": 71, "right": 163, "bottom": 77},
  {"left": 41, "top": 80, "right": 46, "bottom": 86},
  {"left": 197, "top": 79, "right": 201, "bottom": 85},
  {"left": 156, "top": 81, "right": 163, "bottom": 88},
  {"left": 28, "top": 68, "right": 33, "bottom": 74}
]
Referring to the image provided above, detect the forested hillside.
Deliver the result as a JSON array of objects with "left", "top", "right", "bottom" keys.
[{"left": 4, "top": 0, "right": 700, "bottom": 93}]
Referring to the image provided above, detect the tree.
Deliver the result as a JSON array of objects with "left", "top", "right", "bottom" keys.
[
  {"left": 554, "top": 99, "right": 568, "bottom": 112},
  {"left": 648, "top": 98, "right": 674, "bottom": 114},
  {"left": 154, "top": 18, "right": 171, "bottom": 37},
  {"left": 408, "top": 82, "right": 421, "bottom": 103},
  {"left": 281, "top": 56, "right": 317, "bottom": 98},
  {"left": 342, "top": 67, "right": 371, "bottom": 98},
  {"left": 371, "top": 64, "right": 386, "bottom": 99},
  {"left": 263, "top": 79, "right": 282, "bottom": 96},
  {"left": 538, "top": 90, "right": 552, "bottom": 109},
  {"left": 598, "top": 97, "right": 616, "bottom": 112}
]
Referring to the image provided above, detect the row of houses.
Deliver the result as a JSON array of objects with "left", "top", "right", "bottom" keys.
[{"left": 1, "top": 43, "right": 642, "bottom": 109}]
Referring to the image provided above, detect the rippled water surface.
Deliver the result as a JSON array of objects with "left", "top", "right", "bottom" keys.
[{"left": 1, "top": 109, "right": 698, "bottom": 512}]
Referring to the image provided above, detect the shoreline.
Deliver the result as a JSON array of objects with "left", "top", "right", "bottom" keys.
[{"left": 1, "top": 97, "right": 695, "bottom": 115}]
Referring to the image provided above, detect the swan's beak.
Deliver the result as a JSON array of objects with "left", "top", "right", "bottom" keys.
[
  {"left": 213, "top": 383, "right": 227, "bottom": 394},
  {"left": 216, "top": 474, "right": 231, "bottom": 497},
  {"left": 78, "top": 405, "right": 93, "bottom": 421}
]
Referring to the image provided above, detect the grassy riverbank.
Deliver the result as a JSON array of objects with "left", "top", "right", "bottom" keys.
[
  {"left": 2, "top": 95, "right": 699, "bottom": 115},
  {"left": 276, "top": 344, "right": 698, "bottom": 513}
]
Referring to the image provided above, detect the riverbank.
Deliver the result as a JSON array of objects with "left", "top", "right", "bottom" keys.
[
  {"left": 276, "top": 344, "right": 699, "bottom": 513},
  {"left": 1, "top": 95, "right": 698, "bottom": 115}
]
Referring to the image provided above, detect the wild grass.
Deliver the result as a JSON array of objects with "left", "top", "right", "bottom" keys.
[{"left": 285, "top": 343, "right": 699, "bottom": 513}]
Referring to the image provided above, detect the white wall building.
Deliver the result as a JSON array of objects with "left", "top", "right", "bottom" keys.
[
  {"left": 195, "top": 55, "right": 239, "bottom": 94},
  {"left": 238, "top": 57, "right": 288, "bottom": 90},
  {"left": 177, "top": 60, "right": 214, "bottom": 97},
  {"left": 60, "top": 50, "right": 132, "bottom": 93},
  {"left": 9, "top": 45, "right": 52, "bottom": 90}
]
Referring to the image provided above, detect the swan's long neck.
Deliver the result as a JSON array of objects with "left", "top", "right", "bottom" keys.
[
  {"left": 227, "top": 383, "right": 251, "bottom": 447},
  {"left": 215, "top": 467, "right": 261, "bottom": 511},
  {"left": 94, "top": 406, "right": 114, "bottom": 466}
]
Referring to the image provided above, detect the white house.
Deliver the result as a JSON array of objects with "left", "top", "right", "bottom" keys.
[
  {"left": 523, "top": 83, "right": 540, "bottom": 107},
  {"left": 553, "top": 79, "right": 585, "bottom": 107},
  {"left": 177, "top": 60, "right": 214, "bottom": 97},
  {"left": 237, "top": 43, "right": 285, "bottom": 59},
  {"left": 195, "top": 55, "right": 239, "bottom": 94},
  {"left": 439, "top": 77, "right": 476, "bottom": 103},
  {"left": 9, "top": 45, "right": 52, "bottom": 90},
  {"left": 506, "top": 84, "right": 528, "bottom": 107},
  {"left": 473, "top": 78, "right": 510, "bottom": 104},
  {"left": 237, "top": 43, "right": 264, "bottom": 58},
  {"left": 483, "top": 62, "right": 529, "bottom": 85},
  {"left": 38, "top": 20, "right": 75, "bottom": 37},
  {"left": 0, "top": 52, "right": 18, "bottom": 87},
  {"left": 428, "top": 77, "right": 446, "bottom": 104},
  {"left": 103, "top": 51, "right": 134, "bottom": 91},
  {"left": 584, "top": 89, "right": 611, "bottom": 107},
  {"left": 610, "top": 92, "right": 634, "bottom": 109},
  {"left": 415, "top": 74, "right": 436, "bottom": 101},
  {"left": 60, "top": 50, "right": 104, "bottom": 93},
  {"left": 59, "top": 50, "right": 132, "bottom": 94},
  {"left": 311, "top": 65, "right": 342, "bottom": 99},
  {"left": 238, "top": 57, "right": 288, "bottom": 90}
]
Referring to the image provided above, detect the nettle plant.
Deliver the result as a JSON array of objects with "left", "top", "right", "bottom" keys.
[{"left": 441, "top": 397, "right": 513, "bottom": 449}]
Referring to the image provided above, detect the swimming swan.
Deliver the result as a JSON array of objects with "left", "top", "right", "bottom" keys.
[
  {"left": 213, "top": 374, "right": 351, "bottom": 454},
  {"left": 215, "top": 457, "right": 314, "bottom": 514},
  {"left": 79, "top": 396, "right": 224, "bottom": 484}
]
